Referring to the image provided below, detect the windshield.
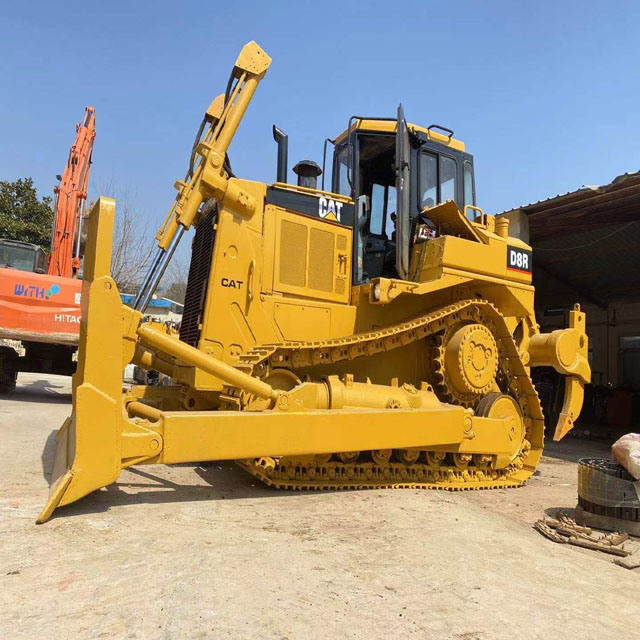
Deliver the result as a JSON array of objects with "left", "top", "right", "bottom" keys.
[{"left": 0, "top": 243, "right": 37, "bottom": 272}]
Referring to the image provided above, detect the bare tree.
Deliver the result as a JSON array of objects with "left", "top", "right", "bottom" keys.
[
  {"left": 93, "top": 181, "right": 156, "bottom": 293},
  {"left": 161, "top": 253, "right": 189, "bottom": 304},
  {"left": 88, "top": 181, "right": 190, "bottom": 302}
]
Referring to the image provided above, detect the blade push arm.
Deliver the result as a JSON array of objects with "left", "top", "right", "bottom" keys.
[{"left": 134, "top": 41, "right": 271, "bottom": 311}]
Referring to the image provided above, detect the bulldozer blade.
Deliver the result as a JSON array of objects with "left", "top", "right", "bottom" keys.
[
  {"left": 37, "top": 418, "right": 74, "bottom": 523},
  {"left": 37, "top": 383, "right": 124, "bottom": 522},
  {"left": 38, "top": 197, "right": 126, "bottom": 523}
]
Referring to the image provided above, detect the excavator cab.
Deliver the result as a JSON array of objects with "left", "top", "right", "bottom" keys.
[
  {"left": 331, "top": 108, "right": 476, "bottom": 284},
  {"left": 0, "top": 239, "right": 46, "bottom": 273}
]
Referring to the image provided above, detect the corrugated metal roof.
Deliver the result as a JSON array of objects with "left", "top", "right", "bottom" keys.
[
  {"left": 533, "top": 221, "right": 640, "bottom": 306},
  {"left": 501, "top": 171, "right": 640, "bottom": 221},
  {"left": 507, "top": 171, "right": 640, "bottom": 306}
]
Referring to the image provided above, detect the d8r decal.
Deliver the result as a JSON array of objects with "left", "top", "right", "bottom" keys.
[{"left": 506, "top": 246, "right": 532, "bottom": 273}]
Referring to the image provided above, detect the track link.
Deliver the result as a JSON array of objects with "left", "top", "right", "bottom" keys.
[
  {"left": 230, "top": 299, "right": 544, "bottom": 492},
  {"left": 237, "top": 452, "right": 531, "bottom": 492}
]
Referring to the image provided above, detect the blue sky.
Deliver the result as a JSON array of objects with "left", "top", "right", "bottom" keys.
[{"left": 2, "top": 0, "right": 639, "bottom": 250}]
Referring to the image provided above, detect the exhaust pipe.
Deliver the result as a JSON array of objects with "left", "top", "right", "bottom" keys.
[{"left": 272, "top": 125, "right": 288, "bottom": 183}]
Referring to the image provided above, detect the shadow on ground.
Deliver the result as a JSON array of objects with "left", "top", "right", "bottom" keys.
[
  {"left": 41, "top": 429, "right": 59, "bottom": 481},
  {"left": 7, "top": 377, "right": 72, "bottom": 404},
  {"left": 544, "top": 506, "right": 578, "bottom": 519},
  {"left": 40, "top": 460, "right": 333, "bottom": 523},
  {"left": 543, "top": 437, "right": 612, "bottom": 464}
]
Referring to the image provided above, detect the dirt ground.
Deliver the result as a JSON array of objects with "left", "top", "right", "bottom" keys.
[{"left": 0, "top": 373, "right": 637, "bottom": 639}]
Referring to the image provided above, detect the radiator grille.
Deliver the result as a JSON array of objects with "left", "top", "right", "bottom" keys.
[
  {"left": 279, "top": 220, "right": 307, "bottom": 287},
  {"left": 308, "top": 228, "right": 334, "bottom": 292},
  {"left": 179, "top": 207, "right": 217, "bottom": 347}
]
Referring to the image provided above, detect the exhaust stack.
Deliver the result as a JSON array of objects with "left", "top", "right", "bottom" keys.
[{"left": 272, "top": 125, "right": 288, "bottom": 183}]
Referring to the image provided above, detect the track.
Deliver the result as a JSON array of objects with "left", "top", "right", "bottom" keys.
[{"left": 229, "top": 299, "right": 545, "bottom": 491}]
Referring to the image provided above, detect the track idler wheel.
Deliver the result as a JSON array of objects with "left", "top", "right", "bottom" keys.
[
  {"left": 453, "top": 453, "right": 473, "bottom": 469},
  {"left": 473, "top": 454, "right": 493, "bottom": 469},
  {"left": 371, "top": 449, "right": 392, "bottom": 464},
  {"left": 476, "top": 392, "right": 525, "bottom": 466},
  {"left": 396, "top": 449, "right": 420, "bottom": 465},
  {"left": 426, "top": 451, "right": 446, "bottom": 467}
]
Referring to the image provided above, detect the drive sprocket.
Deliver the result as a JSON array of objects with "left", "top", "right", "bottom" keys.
[{"left": 432, "top": 322, "right": 499, "bottom": 407}]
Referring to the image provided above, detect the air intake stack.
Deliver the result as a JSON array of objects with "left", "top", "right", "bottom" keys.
[{"left": 293, "top": 160, "right": 322, "bottom": 189}]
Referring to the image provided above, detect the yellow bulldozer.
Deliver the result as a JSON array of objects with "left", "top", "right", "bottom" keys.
[{"left": 38, "top": 42, "right": 590, "bottom": 523}]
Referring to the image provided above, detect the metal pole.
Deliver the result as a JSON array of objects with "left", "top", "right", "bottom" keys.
[
  {"left": 136, "top": 227, "right": 185, "bottom": 312},
  {"left": 133, "top": 246, "right": 166, "bottom": 310},
  {"left": 75, "top": 199, "right": 85, "bottom": 260}
]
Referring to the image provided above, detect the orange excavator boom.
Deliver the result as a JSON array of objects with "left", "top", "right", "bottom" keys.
[
  {"left": 0, "top": 107, "right": 96, "bottom": 392},
  {"left": 47, "top": 106, "right": 96, "bottom": 278}
]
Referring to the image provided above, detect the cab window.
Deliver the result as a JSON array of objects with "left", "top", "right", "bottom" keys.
[
  {"left": 0, "top": 243, "right": 37, "bottom": 272},
  {"left": 385, "top": 186, "right": 396, "bottom": 238},
  {"left": 463, "top": 161, "right": 475, "bottom": 211},
  {"left": 420, "top": 153, "right": 437, "bottom": 208},
  {"left": 370, "top": 184, "right": 385, "bottom": 235},
  {"left": 335, "top": 145, "right": 352, "bottom": 197},
  {"left": 370, "top": 184, "right": 397, "bottom": 238},
  {"left": 440, "top": 156, "right": 457, "bottom": 202}
]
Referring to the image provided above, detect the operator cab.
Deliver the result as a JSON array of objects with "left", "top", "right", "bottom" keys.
[
  {"left": 330, "top": 114, "right": 476, "bottom": 284},
  {"left": 0, "top": 239, "right": 46, "bottom": 273}
]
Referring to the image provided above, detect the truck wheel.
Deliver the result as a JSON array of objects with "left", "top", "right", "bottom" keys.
[
  {"left": 0, "top": 348, "right": 17, "bottom": 394},
  {"left": 0, "top": 372, "right": 17, "bottom": 394}
]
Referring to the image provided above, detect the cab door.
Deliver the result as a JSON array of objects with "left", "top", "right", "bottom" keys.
[{"left": 395, "top": 104, "right": 410, "bottom": 280}]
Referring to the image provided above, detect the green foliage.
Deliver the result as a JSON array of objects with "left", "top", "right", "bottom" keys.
[{"left": 0, "top": 178, "right": 54, "bottom": 248}]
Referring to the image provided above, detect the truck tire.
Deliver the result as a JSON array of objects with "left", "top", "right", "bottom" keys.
[{"left": 0, "top": 347, "right": 18, "bottom": 394}]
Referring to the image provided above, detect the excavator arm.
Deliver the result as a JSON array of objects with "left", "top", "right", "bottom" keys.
[{"left": 48, "top": 107, "right": 96, "bottom": 278}]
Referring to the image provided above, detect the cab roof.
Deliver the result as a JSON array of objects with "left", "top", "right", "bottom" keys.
[
  {"left": 0, "top": 238, "right": 40, "bottom": 250},
  {"left": 333, "top": 118, "right": 465, "bottom": 152}
]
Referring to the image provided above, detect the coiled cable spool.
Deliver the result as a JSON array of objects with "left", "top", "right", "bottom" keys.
[{"left": 578, "top": 458, "right": 640, "bottom": 522}]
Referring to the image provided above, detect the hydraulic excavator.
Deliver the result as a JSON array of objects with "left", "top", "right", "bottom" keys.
[
  {"left": 0, "top": 107, "right": 95, "bottom": 391},
  {"left": 38, "top": 42, "right": 590, "bottom": 522}
]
